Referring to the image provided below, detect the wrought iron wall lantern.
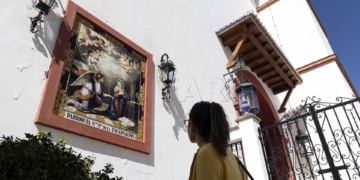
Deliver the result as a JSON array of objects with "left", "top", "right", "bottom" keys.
[
  {"left": 236, "top": 78, "right": 260, "bottom": 115},
  {"left": 223, "top": 53, "right": 261, "bottom": 116},
  {"left": 295, "top": 132, "right": 313, "bottom": 157},
  {"left": 30, "top": 0, "right": 56, "bottom": 33},
  {"left": 158, "top": 53, "right": 176, "bottom": 103}
]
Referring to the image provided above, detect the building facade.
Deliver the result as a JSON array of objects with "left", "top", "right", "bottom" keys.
[{"left": 0, "top": 0, "right": 358, "bottom": 179}]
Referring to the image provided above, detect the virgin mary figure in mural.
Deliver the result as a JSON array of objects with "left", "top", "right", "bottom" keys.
[{"left": 107, "top": 79, "right": 130, "bottom": 120}]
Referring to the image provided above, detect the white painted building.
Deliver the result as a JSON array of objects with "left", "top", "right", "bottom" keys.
[{"left": 0, "top": 0, "right": 358, "bottom": 179}]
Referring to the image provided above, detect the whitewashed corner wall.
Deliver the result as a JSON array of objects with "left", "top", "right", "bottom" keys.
[
  {"left": 285, "top": 61, "right": 355, "bottom": 111},
  {"left": 1, "top": 0, "right": 353, "bottom": 179},
  {"left": 0, "top": 0, "right": 261, "bottom": 179},
  {"left": 257, "top": 0, "right": 333, "bottom": 69}
]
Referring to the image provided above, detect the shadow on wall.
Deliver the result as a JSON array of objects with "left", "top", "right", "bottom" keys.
[
  {"left": 31, "top": 9, "right": 63, "bottom": 58},
  {"left": 252, "top": 0, "right": 260, "bottom": 7},
  {"left": 162, "top": 87, "right": 187, "bottom": 141}
]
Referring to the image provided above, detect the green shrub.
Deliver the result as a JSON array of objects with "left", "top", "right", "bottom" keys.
[{"left": 0, "top": 131, "right": 122, "bottom": 180}]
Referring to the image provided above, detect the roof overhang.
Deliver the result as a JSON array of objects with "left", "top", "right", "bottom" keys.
[{"left": 217, "top": 13, "right": 303, "bottom": 95}]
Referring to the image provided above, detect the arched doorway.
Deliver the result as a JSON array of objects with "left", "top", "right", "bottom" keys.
[{"left": 234, "top": 70, "right": 293, "bottom": 179}]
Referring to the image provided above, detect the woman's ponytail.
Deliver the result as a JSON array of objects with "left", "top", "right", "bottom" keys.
[{"left": 209, "top": 102, "right": 230, "bottom": 157}]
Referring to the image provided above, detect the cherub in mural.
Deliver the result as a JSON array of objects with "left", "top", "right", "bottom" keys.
[
  {"left": 100, "top": 49, "right": 106, "bottom": 58},
  {"left": 105, "top": 43, "right": 116, "bottom": 55},
  {"left": 94, "top": 49, "right": 104, "bottom": 60},
  {"left": 85, "top": 26, "right": 94, "bottom": 41},
  {"left": 107, "top": 79, "right": 130, "bottom": 120},
  {"left": 87, "top": 50, "right": 100, "bottom": 70},
  {"left": 129, "top": 61, "right": 139, "bottom": 72},
  {"left": 78, "top": 35, "right": 105, "bottom": 48},
  {"left": 65, "top": 72, "right": 112, "bottom": 113},
  {"left": 118, "top": 53, "right": 136, "bottom": 73}
]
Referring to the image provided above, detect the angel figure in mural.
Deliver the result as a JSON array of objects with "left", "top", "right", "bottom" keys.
[
  {"left": 65, "top": 72, "right": 112, "bottom": 113},
  {"left": 107, "top": 79, "right": 130, "bottom": 120}
]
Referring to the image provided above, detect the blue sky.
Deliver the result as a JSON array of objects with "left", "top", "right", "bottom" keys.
[{"left": 310, "top": 0, "right": 360, "bottom": 95}]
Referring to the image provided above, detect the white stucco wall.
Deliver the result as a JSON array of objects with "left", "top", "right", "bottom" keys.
[
  {"left": 1, "top": 0, "right": 355, "bottom": 179},
  {"left": 285, "top": 62, "right": 355, "bottom": 109},
  {"left": 0, "top": 0, "right": 258, "bottom": 179},
  {"left": 257, "top": 0, "right": 333, "bottom": 68}
]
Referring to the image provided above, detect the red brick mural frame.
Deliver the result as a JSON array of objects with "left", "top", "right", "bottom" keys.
[{"left": 35, "top": 1, "right": 153, "bottom": 154}]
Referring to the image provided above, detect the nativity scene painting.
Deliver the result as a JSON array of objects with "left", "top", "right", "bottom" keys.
[{"left": 54, "top": 21, "right": 145, "bottom": 141}]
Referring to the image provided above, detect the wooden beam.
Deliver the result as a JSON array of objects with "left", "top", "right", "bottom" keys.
[
  {"left": 269, "top": 50, "right": 276, "bottom": 56},
  {"left": 223, "top": 32, "right": 246, "bottom": 47},
  {"left": 263, "top": 42, "right": 271, "bottom": 49},
  {"left": 255, "top": 33, "right": 264, "bottom": 39},
  {"left": 245, "top": 55, "right": 265, "bottom": 65},
  {"left": 273, "top": 88, "right": 288, "bottom": 95},
  {"left": 275, "top": 57, "right": 283, "bottom": 63},
  {"left": 241, "top": 24, "right": 248, "bottom": 32},
  {"left": 252, "top": 62, "right": 271, "bottom": 72},
  {"left": 248, "top": 33, "right": 294, "bottom": 87},
  {"left": 268, "top": 50, "right": 275, "bottom": 56},
  {"left": 257, "top": 69, "right": 277, "bottom": 78},
  {"left": 262, "top": 74, "right": 281, "bottom": 83},
  {"left": 268, "top": 80, "right": 286, "bottom": 88},
  {"left": 278, "top": 88, "right": 294, "bottom": 113},
  {"left": 242, "top": 47, "right": 258, "bottom": 56},
  {"left": 226, "top": 34, "right": 248, "bottom": 69},
  {"left": 296, "top": 54, "right": 334, "bottom": 74},
  {"left": 257, "top": 0, "right": 279, "bottom": 13}
]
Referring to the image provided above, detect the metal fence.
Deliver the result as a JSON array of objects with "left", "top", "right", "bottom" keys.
[
  {"left": 230, "top": 141, "right": 254, "bottom": 180},
  {"left": 258, "top": 96, "right": 360, "bottom": 180}
]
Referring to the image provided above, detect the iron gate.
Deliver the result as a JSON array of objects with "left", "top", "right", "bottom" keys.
[{"left": 258, "top": 96, "right": 360, "bottom": 180}]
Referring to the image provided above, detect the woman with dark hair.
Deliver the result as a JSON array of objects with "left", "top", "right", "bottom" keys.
[{"left": 185, "top": 101, "right": 244, "bottom": 180}]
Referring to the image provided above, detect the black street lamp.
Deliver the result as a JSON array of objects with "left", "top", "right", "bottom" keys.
[
  {"left": 158, "top": 53, "right": 176, "bottom": 103},
  {"left": 31, "top": 0, "right": 56, "bottom": 33}
]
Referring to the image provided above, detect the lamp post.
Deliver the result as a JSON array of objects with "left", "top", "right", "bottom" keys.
[
  {"left": 31, "top": 0, "right": 56, "bottom": 33},
  {"left": 158, "top": 53, "right": 176, "bottom": 103}
]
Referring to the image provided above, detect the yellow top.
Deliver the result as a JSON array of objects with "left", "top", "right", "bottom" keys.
[{"left": 188, "top": 143, "right": 246, "bottom": 180}]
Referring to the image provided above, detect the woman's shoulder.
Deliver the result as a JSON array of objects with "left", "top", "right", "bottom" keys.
[{"left": 197, "top": 143, "right": 219, "bottom": 157}]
